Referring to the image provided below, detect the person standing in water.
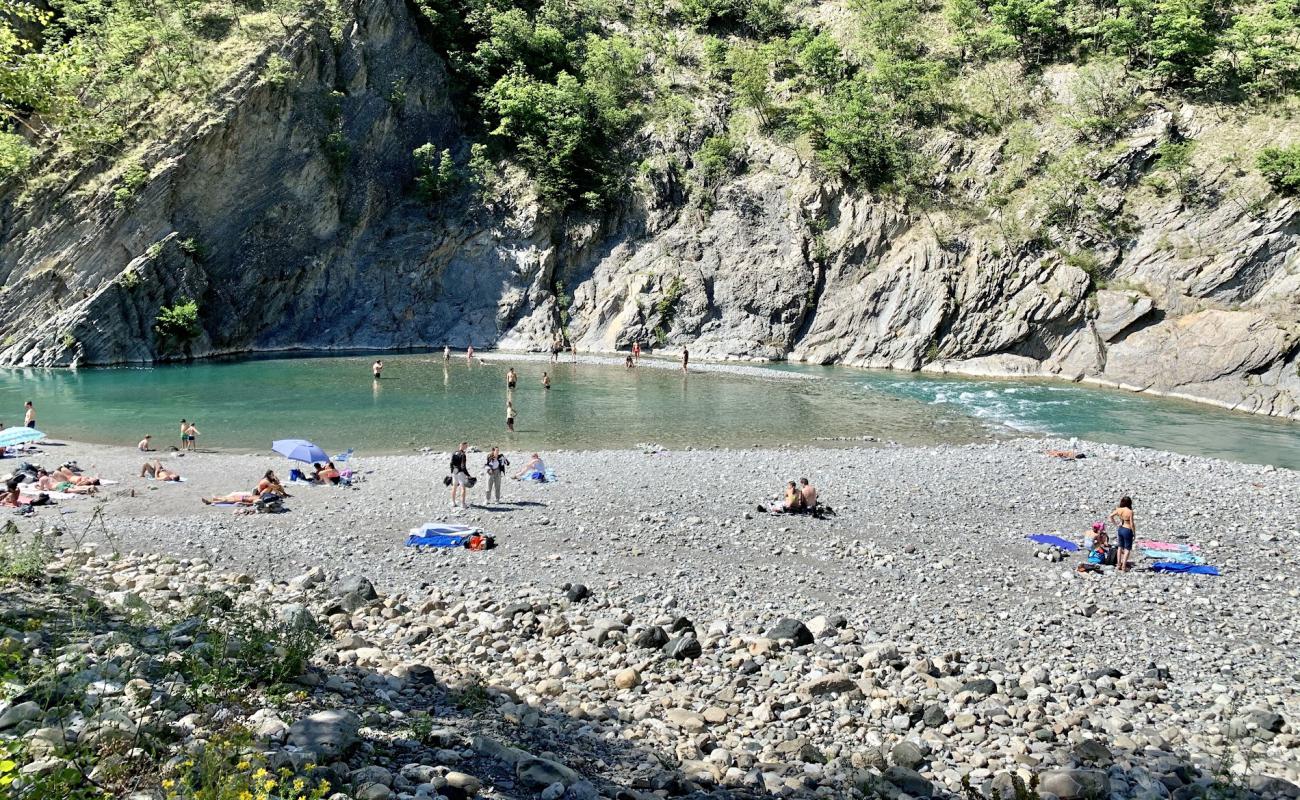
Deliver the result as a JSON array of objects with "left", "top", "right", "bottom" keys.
[
  {"left": 484, "top": 447, "right": 509, "bottom": 503},
  {"left": 23, "top": 401, "right": 36, "bottom": 429},
  {"left": 506, "top": 399, "right": 516, "bottom": 432},
  {"left": 179, "top": 419, "right": 189, "bottom": 451},
  {"left": 372, "top": 359, "right": 383, "bottom": 380},
  {"left": 466, "top": 344, "right": 475, "bottom": 363},
  {"left": 542, "top": 372, "right": 551, "bottom": 390},
  {"left": 632, "top": 341, "right": 641, "bottom": 363},
  {"left": 1109, "top": 496, "right": 1136, "bottom": 572},
  {"left": 443, "top": 346, "right": 451, "bottom": 362},
  {"left": 506, "top": 368, "right": 517, "bottom": 390},
  {"left": 681, "top": 346, "right": 689, "bottom": 373}
]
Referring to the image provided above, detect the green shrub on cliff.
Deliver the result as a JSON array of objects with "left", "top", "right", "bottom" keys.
[
  {"left": 1257, "top": 145, "right": 1300, "bottom": 196},
  {"left": 155, "top": 299, "right": 202, "bottom": 353}
]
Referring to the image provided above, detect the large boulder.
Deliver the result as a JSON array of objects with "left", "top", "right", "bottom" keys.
[
  {"left": 287, "top": 709, "right": 361, "bottom": 758},
  {"left": 765, "top": 618, "right": 813, "bottom": 648}
]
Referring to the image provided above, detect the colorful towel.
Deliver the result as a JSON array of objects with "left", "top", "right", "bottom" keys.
[
  {"left": 1142, "top": 548, "right": 1204, "bottom": 564},
  {"left": 1026, "top": 534, "right": 1081, "bottom": 552},
  {"left": 1151, "top": 561, "right": 1219, "bottom": 576},
  {"left": 1140, "top": 540, "right": 1200, "bottom": 552}
]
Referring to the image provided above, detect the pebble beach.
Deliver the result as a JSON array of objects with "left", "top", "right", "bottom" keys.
[{"left": 2, "top": 436, "right": 1298, "bottom": 799}]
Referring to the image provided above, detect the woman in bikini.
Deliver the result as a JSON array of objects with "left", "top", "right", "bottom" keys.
[{"left": 1109, "top": 496, "right": 1136, "bottom": 573}]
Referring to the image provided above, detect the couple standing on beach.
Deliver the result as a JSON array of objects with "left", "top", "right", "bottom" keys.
[{"left": 448, "top": 441, "right": 511, "bottom": 508}]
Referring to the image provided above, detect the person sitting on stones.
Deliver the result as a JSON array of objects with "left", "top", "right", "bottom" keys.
[
  {"left": 1, "top": 480, "right": 20, "bottom": 507},
  {"left": 799, "top": 477, "right": 818, "bottom": 511},
  {"left": 140, "top": 460, "right": 182, "bottom": 481},
  {"left": 256, "top": 470, "right": 289, "bottom": 497},
  {"left": 759, "top": 481, "right": 805, "bottom": 514}
]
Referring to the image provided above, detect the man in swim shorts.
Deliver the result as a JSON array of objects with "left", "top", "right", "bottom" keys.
[
  {"left": 24, "top": 401, "right": 36, "bottom": 429},
  {"left": 373, "top": 359, "right": 383, "bottom": 379}
]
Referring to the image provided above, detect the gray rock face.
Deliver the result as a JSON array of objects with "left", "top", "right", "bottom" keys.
[
  {"left": 0, "top": 0, "right": 1296, "bottom": 423},
  {"left": 286, "top": 709, "right": 361, "bottom": 758}
]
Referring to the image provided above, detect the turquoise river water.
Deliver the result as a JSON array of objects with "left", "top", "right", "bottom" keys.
[{"left": 1, "top": 353, "right": 1297, "bottom": 469}]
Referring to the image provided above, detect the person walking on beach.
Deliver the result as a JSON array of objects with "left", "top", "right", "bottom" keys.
[
  {"left": 542, "top": 372, "right": 551, "bottom": 390},
  {"left": 184, "top": 421, "right": 200, "bottom": 451},
  {"left": 372, "top": 359, "right": 384, "bottom": 380},
  {"left": 506, "top": 399, "right": 516, "bottom": 432},
  {"left": 506, "top": 368, "right": 517, "bottom": 390},
  {"left": 1109, "top": 496, "right": 1136, "bottom": 573},
  {"left": 449, "top": 441, "right": 471, "bottom": 508},
  {"left": 550, "top": 337, "right": 562, "bottom": 363},
  {"left": 484, "top": 447, "right": 509, "bottom": 504},
  {"left": 681, "top": 346, "right": 689, "bottom": 373}
]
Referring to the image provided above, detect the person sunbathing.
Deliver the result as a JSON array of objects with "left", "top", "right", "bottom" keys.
[
  {"left": 52, "top": 466, "right": 99, "bottom": 486},
  {"left": 513, "top": 454, "right": 546, "bottom": 480},
  {"left": 37, "top": 469, "right": 98, "bottom": 494},
  {"left": 202, "top": 492, "right": 257, "bottom": 506},
  {"left": 140, "top": 460, "right": 182, "bottom": 481}
]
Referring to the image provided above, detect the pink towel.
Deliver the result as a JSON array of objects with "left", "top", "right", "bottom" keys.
[{"left": 1140, "top": 540, "right": 1200, "bottom": 552}]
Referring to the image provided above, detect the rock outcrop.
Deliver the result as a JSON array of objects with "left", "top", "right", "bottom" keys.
[{"left": 0, "top": 0, "right": 1296, "bottom": 420}]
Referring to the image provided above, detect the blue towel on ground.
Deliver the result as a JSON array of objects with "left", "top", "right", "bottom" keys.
[
  {"left": 1026, "top": 534, "right": 1081, "bottom": 552},
  {"left": 1151, "top": 561, "right": 1220, "bottom": 576},
  {"left": 1142, "top": 548, "right": 1204, "bottom": 564},
  {"left": 406, "top": 533, "right": 469, "bottom": 548}
]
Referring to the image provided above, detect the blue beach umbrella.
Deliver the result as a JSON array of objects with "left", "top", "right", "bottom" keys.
[
  {"left": 0, "top": 428, "right": 44, "bottom": 448},
  {"left": 271, "top": 439, "right": 328, "bottom": 464}
]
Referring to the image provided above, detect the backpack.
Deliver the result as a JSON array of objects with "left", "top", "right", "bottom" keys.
[{"left": 465, "top": 534, "right": 496, "bottom": 551}]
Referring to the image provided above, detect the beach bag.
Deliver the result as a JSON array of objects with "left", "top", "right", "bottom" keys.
[
  {"left": 1104, "top": 547, "right": 1118, "bottom": 566},
  {"left": 289, "top": 468, "right": 305, "bottom": 482},
  {"left": 465, "top": 534, "right": 496, "bottom": 551}
]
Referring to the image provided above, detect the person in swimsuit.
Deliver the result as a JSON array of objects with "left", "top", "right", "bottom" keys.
[
  {"left": 514, "top": 453, "right": 546, "bottom": 480},
  {"left": 138, "top": 435, "right": 154, "bottom": 451},
  {"left": 179, "top": 419, "right": 188, "bottom": 451},
  {"left": 185, "top": 422, "right": 200, "bottom": 450},
  {"left": 1, "top": 480, "right": 20, "bottom": 507},
  {"left": 798, "top": 478, "right": 818, "bottom": 511},
  {"left": 542, "top": 372, "right": 551, "bottom": 390},
  {"left": 625, "top": 355, "right": 634, "bottom": 368},
  {"left": 1109, "top": 496, "right": 1136, "bottom": 572},
  {"left": 255, "top": 470, "right": 289, "bottom": 497},
  {"left": 632, "top": 341, "right": 641, "bottom": 362},
  {"left": 506, "top": 400, "right": 516, "bottom": 432},
  {"left": 140, "top": 460, "right": 182, "bottom": 481},
  {"left": 443, "top": 346, "right": 451, "bottom": 361},
  {"left": 372, "top": 359, "right": 383, "bottom": 380},
  {"left": 466, "top": 345, "right": 475, "bottom": 362},
  {"left": 506, "top": 368, "right": 517, "bottom": 389},
  {"left": 681, "top": 346, "right": 689, "bottom": 373},
  {"left": 23, "top": 401, "right": 35, "bottom": 429}
]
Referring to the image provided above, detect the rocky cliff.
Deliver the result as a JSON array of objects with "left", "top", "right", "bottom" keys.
[{"left": 0, "top": 0, "right": 1297, "bottom": 420}]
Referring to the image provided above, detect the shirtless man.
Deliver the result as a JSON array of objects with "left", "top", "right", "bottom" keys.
[
  {"left": 23, "top": 400, "right": 36, "bottom": 428},
  {"left": 506, "top": 368, "right": 517, "bottom": 389},
  {"left": 542, "top": 372, "right": 551, "bottom": 390},
  {"left": 1109, "top": 496, "right": 1137, "bottom": 573},
  {"left": 681, "top": 346, "right": 689, "bottom": 373},
  {"left": 372, "top": 359, "right": 384, "bottom": 380},
  {"left": 443, "top": 346, "right": 451, "bottom": 362},
  {"left": 798, "top": 477, "right": 818, "bottom": 511},
  {"left": 138, "top": 435, "right": 154, "bottom": 451},
  {"left": 466, "top": 345, "right": 475, "bottom": 362},
  {"left": 179, "top": 419, "right": 188, "bottom": 451},
  {"left": 184, "top": 421, "right": 200, "bottom": 450}
]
